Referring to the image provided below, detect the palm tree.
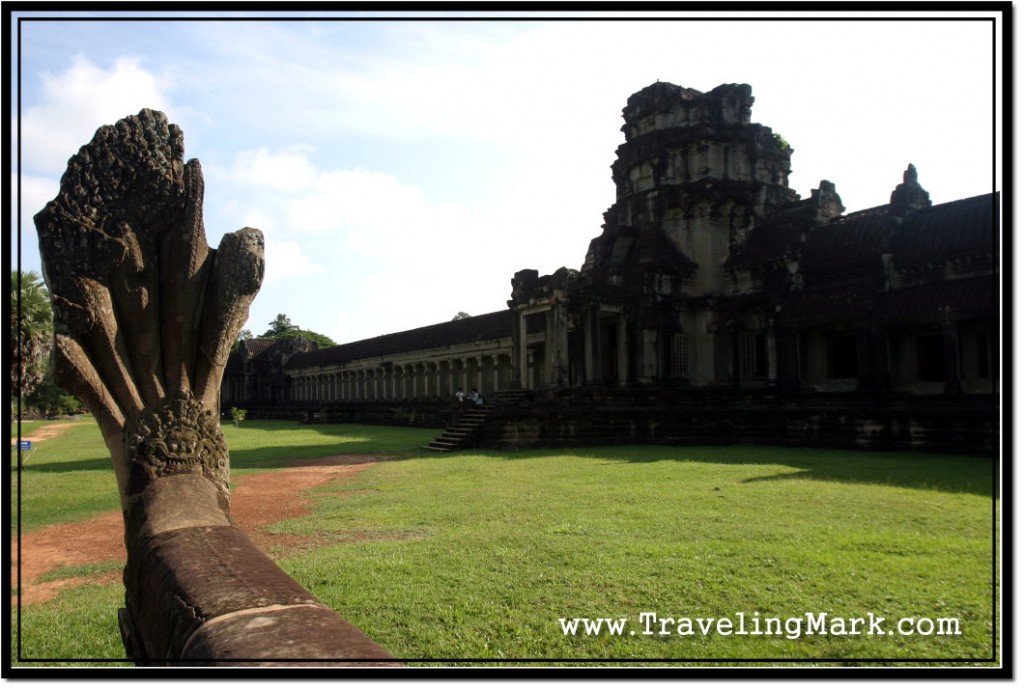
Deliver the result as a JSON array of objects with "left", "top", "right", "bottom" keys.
[{"left": 11, "top": 270, "right": 54, "bottom": 400}]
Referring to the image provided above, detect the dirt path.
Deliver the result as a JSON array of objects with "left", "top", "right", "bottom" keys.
[
  {"left": 12, "top": 454, "right": 387, "bottom": 606},
  {"left": 11, "top": 421, "right": 82, "bottom": 445}
]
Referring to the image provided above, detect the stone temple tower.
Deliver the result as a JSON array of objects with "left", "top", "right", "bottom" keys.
[
  {"left": 572, "top": 82, "right": 800, "bottom": 386},
  {"left": 584, "top": 81, "right": 799, "bottom": 293},
  {"left": 511, "top": 81, "right": 806, "bottom": 389}
]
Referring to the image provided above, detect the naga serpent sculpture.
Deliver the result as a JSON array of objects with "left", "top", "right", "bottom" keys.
[{"left": 34, "top": 109, "right": 396, "bottom": 666}]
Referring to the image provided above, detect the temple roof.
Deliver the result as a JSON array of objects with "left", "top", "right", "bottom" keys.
[
  {"left": 238, "top": 338, "right": 275, "bottom": 359},
  {"left": 777, "top": 285, "right": 880, "bottom": 326},
  {"left": 725, "top": 203, "right": 812, "bottom": 270},
  {"left": 876, "top": 275, "right": 995, "bottom": 323},
  {"left": 286, "top": 310, "right": 516, "bottom": 369},
  {"left": 891, "top": 193, "right": 997, "bottom": 267},
  {"left": 798, "top": 209, "right": 889, "bottom": 280}
]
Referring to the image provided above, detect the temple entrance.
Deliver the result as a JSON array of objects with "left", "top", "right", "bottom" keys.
[{"left": 599, "top": 321, "right": 619, "bottom": 383}]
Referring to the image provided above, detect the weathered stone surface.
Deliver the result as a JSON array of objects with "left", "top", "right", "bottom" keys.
[
  {"left": 34, "top": 109, "right": 395, "bottom": 665},
  {"left": 889, "top": 163, "right": 932, "bottom": 216},
  {"left": 181, "top": 607, "right": 402, "bottom": 666},
  {"left": 35, "top": 109, "right": 263, "bottom": 510},
  {"left": 121, "top": 525, "right": 396, "bottom": 663}
]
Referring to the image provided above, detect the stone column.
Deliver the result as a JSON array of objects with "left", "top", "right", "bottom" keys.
[
  {"left": 589, "top": 306, "right": 607, "bottom": 385},
  {"left": 583, "top": 307, "right": 595, "bottom": 384},
  {"left": 617, "top": 312, "right": 629, "bottom": 385},
  {"left": 549, "top": 303, "right": 570, "bottom": 387},
  {"left": 469, "top": 357, "right": 480, "bottom": 395},
  {"left": 518, "top": 313, "right": 529, "bottom": 389},
  {"left": 942, "top": 310, "right": 963, "bottom": 394},
  {"left": 641, "top": 329, "right": 658, "bottom": 384}
]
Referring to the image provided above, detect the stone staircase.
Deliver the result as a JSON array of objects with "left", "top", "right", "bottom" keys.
[{"left": 422, "top": 404, "right": 494, "bottom": 452}]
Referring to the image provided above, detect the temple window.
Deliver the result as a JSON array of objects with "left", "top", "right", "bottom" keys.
[
  {"left": 669, "top": 333, "right": 691, "bottom": 380},
  {"left": 740, "top": 332, "right": 768, "bottom": 379}
]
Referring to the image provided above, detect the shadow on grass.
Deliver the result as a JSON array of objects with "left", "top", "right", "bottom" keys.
[
  {"left": 463, "top": 444, "right": 995, "bottom": 498},
  {"left": 14, "top": 421, "right": 441, "bottom": 474},
  {"left": 13, "top": 444, "right": 421, "bottom": 475},
  {"left": 229, "top": 445, "right": 398, "bottom": 470},
  {"left": 13, "top": 457, "right": 112, "bottom": 474},
  {"left": 15, "top": 419, "right": 993, "bottom": 499}
]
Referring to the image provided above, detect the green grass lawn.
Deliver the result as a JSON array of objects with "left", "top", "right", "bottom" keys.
[
  {"left": 10, "top": 417, "right": 434, "bottom": 532},
  {"left": 10, "top": 418, "right": 998, "bottom": 666}
]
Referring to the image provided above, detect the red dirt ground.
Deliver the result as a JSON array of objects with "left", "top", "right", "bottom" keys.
[
  {"left": 11, "top": 453, "right": 387, "bottom": 606},
  {"left": 12, "top": 422, "right": 81, "bottom": 445}
]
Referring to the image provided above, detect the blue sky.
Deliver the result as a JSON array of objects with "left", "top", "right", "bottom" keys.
[{"left": 12, "top": 9, "right": 1002, "bottom": 345}]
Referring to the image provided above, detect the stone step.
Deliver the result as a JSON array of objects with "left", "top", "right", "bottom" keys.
[
  {"left": 438, "top": 435, "right": 467, "bottom": 443},
  {"left": 425, "top": 405, "right": 496, "bottom": 451},
  {"left": 422, "top": 441, "right": 460, "bottom": 451}
]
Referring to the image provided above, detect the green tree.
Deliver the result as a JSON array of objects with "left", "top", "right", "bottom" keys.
[
  {"left": 25, "top": 369, "right": 84, "bottom": 417},
  {"left": 229, "top": 407, "right": 247, "bottom": 427},
  {"left": 294, "top": 329, "right": 337, "bottom": 348},
  {"left": 262, "top": 314, "right": 298, "bottom": 338},
  {"left": 452, "top": 311, "right": 471, "bottom": 321},
  {"left": 11, "top": 271, "right": 54, "bottom": 401},
  {"left": 260, "top": 314, "right": 337, "bottom": 348}
]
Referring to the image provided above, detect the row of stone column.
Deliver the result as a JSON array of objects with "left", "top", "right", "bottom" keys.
[
  {"left": 288, "top": 354, "right": 513, "bottom": 403},
  {"left": 516, "top": 302, "right": 629, "bottom": 389}
]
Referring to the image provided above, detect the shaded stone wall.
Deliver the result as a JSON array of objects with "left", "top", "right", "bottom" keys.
[{"left": 476, "top": 389, "right": 996, "bottom": 457}]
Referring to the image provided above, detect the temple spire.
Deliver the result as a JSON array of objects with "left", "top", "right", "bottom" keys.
[{"left": 889, "top": 163, "right": 931, "bottom": 216}]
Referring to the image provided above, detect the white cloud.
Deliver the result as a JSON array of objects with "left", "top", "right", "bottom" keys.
[
  {"left": 263, "top": 238, "right": 324, "bottom": 282},
  {"left": 230, "top": 146, "right": 319, "bottom": 191},
  {"left": 21, "top": 55, "right": 173, "bottom": 175},
  {"left": 16, "top": 17, "right": 999, "bottom": 347},
  {"left": 15, "top": 174, "right": 59, "bottom": 247},
  {"left": 215, "top": 144, "right": 522, "bottom": 342},
  {"left": 223, "top": 147, "right": 479, "bottom": 248}
]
